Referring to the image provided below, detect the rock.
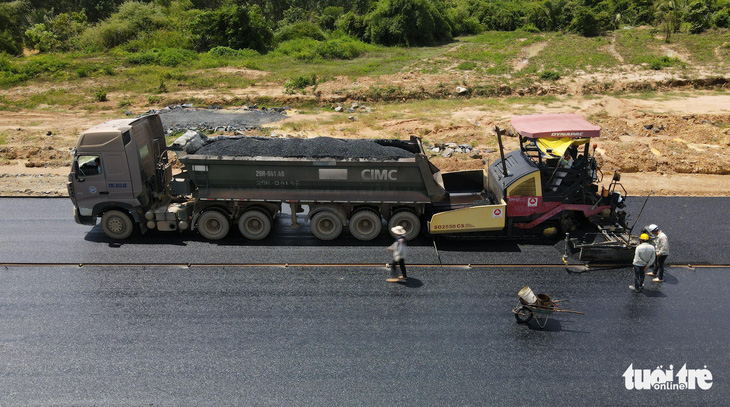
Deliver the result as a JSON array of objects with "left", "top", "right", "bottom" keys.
[
  {"left": 431, "top": 147, "right": 440, "bottom": 153},
  {"left": 644, "top": 124, "right": 654, "bottom": 130},
  {"left": 334, "top": 106, "right": 343, "bottom": 112},
  {"left": 456, "top": 86, "right": 469, "bottom": 94},
  {"left": 442, "top": 148, "right": 454, "bottom": 158}
]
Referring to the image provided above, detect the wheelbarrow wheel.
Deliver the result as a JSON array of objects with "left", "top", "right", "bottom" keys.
[{"left": 514, "top": 306, "right": 533, "bottom": 323}]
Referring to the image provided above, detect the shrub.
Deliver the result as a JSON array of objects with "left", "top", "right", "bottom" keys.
[
  {"left": 80, "top": 1, "right": 192, "bottom": 51},
  {"left": 19, "top": 55, "right": 69, "bottom": 77},
  {"left": 0, "top": 1, "right": 27, "bottom": 55},
  {"left": 275, "top": 21, "right": 326, "bottom": 43},
  {"left": 316, "top": 36, "right": 372, "bottom": 59},
  {"left": 285, "top": 74, "right": 317, "bottom": 90},
  {"left": 365, "top": 0, "right": 452, "bottom": 46},
  {"left": 715, "top": 9, "right": 730, "bottom": 28},
  {"left": 539, "top": 70, "right": 561, "bottom": 81},
  {"left": 192, "top": 4, "right": 274, "bottom": 53},
  {"left": 445, "top": 6, "right": 482, "bottom": 36},
  {"left": 94, "top": 88, "right": 108, "bottom": 102},
  {"left": 320, "top": 6, "right": 344, "bottom": 31},
  {"left": 25, "top": 11, "right": 88, "bottom": 52},
  {"left": 649, "top": 56, "right": 682, "bottom": 70},
  {"left": 337, "top": 11, "right": 368, "bottom": 40},
  {"left": 274, "top": 38, "right": 321, "bottom": 61},
  {"left": 127, "top": 48, "right": 198, "bottom": 67}
]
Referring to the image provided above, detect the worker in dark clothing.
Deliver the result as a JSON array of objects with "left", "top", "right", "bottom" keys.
[{"left": 386, "top": 226, "right": 407, "bottom": 283}]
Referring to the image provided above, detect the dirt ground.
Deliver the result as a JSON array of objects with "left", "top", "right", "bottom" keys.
[{"left": 1, "top": 71, "right": 730, "bottom": 197}]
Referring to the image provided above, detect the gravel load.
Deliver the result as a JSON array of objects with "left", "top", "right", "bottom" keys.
[
  {"left": 194, "top": 136, "right": 416, "bottom": 160},
  {"left": 149, "top": 106, "right": 287, "bottom": 133}
]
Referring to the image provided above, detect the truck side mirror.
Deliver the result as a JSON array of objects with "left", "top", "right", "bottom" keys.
[{"left": 613, "top": 172, "right": 621, "bottom": 181}]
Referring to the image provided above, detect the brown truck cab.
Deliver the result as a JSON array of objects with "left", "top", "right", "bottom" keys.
[{"left": 68, "top": 115, "right": 169, "bottom": 238}]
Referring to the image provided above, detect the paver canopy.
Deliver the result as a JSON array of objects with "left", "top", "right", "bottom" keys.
[{"left": 511, "top": 114, "right": 601, "bottom": 139}]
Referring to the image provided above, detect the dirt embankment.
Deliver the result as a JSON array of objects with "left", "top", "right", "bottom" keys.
[{"left": 2, "top": 65, "right": 730, "bottom": 196}]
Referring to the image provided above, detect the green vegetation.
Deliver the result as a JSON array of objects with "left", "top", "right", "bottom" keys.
[{"left": 1, "top": 0, "right": 729, "bottom": 111}]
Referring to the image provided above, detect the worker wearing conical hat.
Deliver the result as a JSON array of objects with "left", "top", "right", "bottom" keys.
[{"left": 386, "top": 226, "right": 408, "bottom": 283}]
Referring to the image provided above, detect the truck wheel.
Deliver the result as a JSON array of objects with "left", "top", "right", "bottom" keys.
[
  {"left": 349, "top": 210, "right": 382, "bottom": 241},
  {"left": 388, "top": 211, "right": 421, "bottom": 240},
  {"left": 101, "top": 210, "right": 134, "bottom": 240},
  {"left": 311, "top": 211, "right": 343, "bottom": 241},
  {"left": 198, "top": 210, "right": 230, "bottom": 240},
  {"left": 238, "top": 210, "right": 272, "bottom": 240}
]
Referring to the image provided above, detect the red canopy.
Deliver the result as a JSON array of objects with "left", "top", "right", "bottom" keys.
[{"left": 510, "top": 114, "right": 601, "bottom": 139}]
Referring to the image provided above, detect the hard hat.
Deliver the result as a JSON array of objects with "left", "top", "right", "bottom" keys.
[
  {"left": 391, "top": 226, "right": 406, "bottom": 236},
  {"left": 639, "top": 233, "right": 650, "bottom": 241},
  {"left": 648, "top": 224, "right": 659, "bottom": 232}
]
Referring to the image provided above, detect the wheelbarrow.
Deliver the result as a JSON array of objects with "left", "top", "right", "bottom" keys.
[{"left": 512, "top": 287, "right": 584, "bottom": 328}]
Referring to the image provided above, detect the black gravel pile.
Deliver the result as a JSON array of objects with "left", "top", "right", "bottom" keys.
[
  {"left": 194, "top": 136, "right": 415, "bottom": 160},
  {"left": 150, "top": 107, "right": 287, "bottom": 133}
]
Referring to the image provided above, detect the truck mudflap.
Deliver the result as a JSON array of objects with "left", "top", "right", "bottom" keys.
[
  {"left": 428, "top": 201, "right": 507, "bottom": 234},
  {"left": 74, "top": 207, "right": 96, "bottom": 226}
]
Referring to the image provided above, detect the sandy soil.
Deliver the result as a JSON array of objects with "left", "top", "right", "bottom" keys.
[{"left": 2, "top": 61, "right": 730, "bottom": 196}]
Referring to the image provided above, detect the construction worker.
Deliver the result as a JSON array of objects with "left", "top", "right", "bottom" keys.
[
  {"left": 630, "top": 233, "right": 656, "bottom": 293},
  {"left": 386, "top": 226, "right": 408, "bottom": 283},
  {"left": 646, "top": 224, "right": 669, "bottom": 282}
]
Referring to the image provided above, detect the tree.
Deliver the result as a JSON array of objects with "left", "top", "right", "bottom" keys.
[
  {"left": 0, "top": 0, "right": 28, "bottom": 55},
  {"left": 192, "top": 4, "right": 274, "bottom": 52},
  {"left": 365, "top": 0, "right": 451, "bottom": 46},
  {"left": 656, "top": 0, "right": 684, "bottom": 42},
  {"left": 25, "top": 11, "right": 88, "bottom": 52},
  {"left": 542, "top": 0, "right": 567, "bottom": 31},
  {"left": 684, "top": 0, "right": 711, "bottom": 33}
]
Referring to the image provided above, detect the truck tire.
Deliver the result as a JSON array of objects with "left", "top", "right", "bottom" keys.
[
  {"left": 388, "top": 210, "right": 421, "bottom": 241},
  {"left": 101, "top": 210, "right": 134, "bottom": 240},
  {"left": 198, "top": 210, "right": 230, "bottom": 240},
  {"left": 349, "top": 210, "right": 382, "bottom": 241},
  {"left": 238, "top": 210, "right": 272, "bottom": 240},
  {"left": 310, "top": 210, "right": 343, "bottom": 241}
]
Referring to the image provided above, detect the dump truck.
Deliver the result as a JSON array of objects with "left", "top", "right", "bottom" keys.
[{"left": 67, "top": 113, "right": 629, "bottom": 257}]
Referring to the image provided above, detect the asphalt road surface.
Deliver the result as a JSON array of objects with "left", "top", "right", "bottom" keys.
[
  {"left": 1, "top": 196, "right": 730, "bottom": 266},
  {"left": 0, "top": 197, "right": 729, "bottom": 405}
]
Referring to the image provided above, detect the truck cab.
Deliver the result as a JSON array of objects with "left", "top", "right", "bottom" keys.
[{"left": 67, "top": 114, "right": 169, "bottom": 238}]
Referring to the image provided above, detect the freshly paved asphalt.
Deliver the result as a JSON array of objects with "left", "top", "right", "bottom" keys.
[
  {"left": 0, "top": 197, "right": 729, "bottom": 405},
  {"left": 1, "top": 196, "right": 729, "bottom": 265},
  {"left": 0, "top": 265, "right": 727, "bottom": 405}
]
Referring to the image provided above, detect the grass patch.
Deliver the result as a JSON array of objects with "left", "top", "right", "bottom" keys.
[
  {"left": 616, "top": 29, "right": 674, "bottom": 66},
  {"left": 528, "top": 34, "right": 617, "bottom": 74}
]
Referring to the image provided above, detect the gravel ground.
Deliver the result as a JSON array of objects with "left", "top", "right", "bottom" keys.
[
  {"left": 194, "top": 136, "right": 416, "bottom": 160},
  {"left": 153, "top": 106, "right": 287, "bottom": 133}
]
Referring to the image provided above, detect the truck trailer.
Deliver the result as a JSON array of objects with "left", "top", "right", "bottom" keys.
[{"left": 67, "top": 113, "right": 628, "bottom": 251}]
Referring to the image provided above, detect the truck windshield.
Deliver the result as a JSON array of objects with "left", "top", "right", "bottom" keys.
[{"left": 76, "top": 155, "right": 101, "bottom": 176}]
